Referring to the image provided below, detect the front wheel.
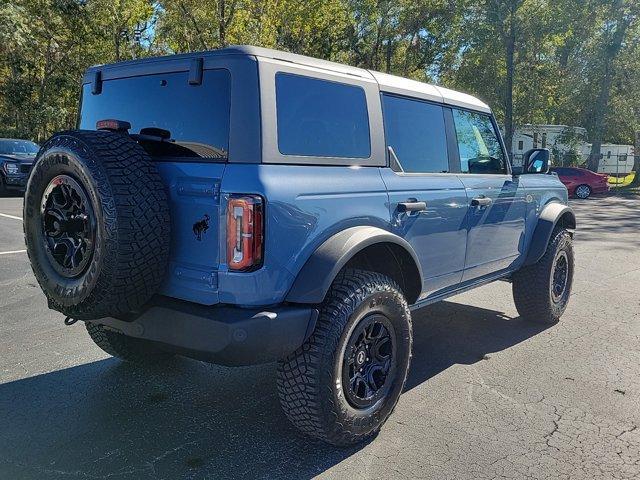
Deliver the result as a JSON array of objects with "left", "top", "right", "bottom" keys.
[
  {"left": 512, "top": 228, "right": 574, "bottom": 324},
  {"left": 277, "top": 269, "right": 412, "bottom": 446},
  {"left": 574, "top": 184, "right": 591, "bottom": 199}
]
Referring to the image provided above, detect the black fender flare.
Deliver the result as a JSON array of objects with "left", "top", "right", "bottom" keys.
[
  {"left": 524, "top": 202, "right": 576, "bottom": 266},
  {"left": 285, "top": 226, "right": 423, "bottom": 304}
]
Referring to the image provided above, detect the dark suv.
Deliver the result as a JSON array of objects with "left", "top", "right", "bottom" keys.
[
  {"left": 0, "top": 138, "right": 39, "bottom": 194},
  {"left": 24, "top": 46, "right": 575, "bottom": 446}
]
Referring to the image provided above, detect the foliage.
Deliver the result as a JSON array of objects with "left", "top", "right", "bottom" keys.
[{"left": 0, "top": 0, "right": 638, "bottom": 150}]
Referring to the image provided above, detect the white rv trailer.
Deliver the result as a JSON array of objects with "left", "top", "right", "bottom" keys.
[
  {"left": 510, "top": 125, "right": 587, "bottom": 167},
  {"left": 587, "top": 143, "right": 636, "bottom": 176}
]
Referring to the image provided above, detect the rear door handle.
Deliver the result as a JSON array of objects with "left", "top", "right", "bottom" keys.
[
  {"left": 471, "top": 196, "right": 492, "bottom": 207},
  {"left": 397, "top": 201, "right": 427, "bottom": 213}
]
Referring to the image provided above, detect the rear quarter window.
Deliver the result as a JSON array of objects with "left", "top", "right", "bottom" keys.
[
  {"left": 79, "top": 69, "right": 231, "bottom": 159},
  {"left": 382, "top": 94, "right": 448, "bottom": 173},
  {"left": 275, "top": 73, "right": 370, "bottom": 158}
]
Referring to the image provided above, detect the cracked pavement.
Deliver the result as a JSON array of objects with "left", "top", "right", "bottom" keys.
[{"left": 0, "top": 194, "right": 639, "bottom": 479}]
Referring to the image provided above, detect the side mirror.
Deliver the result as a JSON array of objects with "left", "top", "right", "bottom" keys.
[{"left": 523, "top": 148, "right": 550, "bottom": 174}]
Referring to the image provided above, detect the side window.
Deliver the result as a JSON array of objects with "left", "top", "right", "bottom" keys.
[
  {"left": 275, "top": 73, "right": 370, "bottom": 158},
  {"left": 452, "top": 109, "right": 506, "bottom": 174},
  {"left": 381, "top": 94, "right": 448, "bottom": 173}
]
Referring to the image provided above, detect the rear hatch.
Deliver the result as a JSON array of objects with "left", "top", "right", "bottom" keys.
[{"left": 79, "top": 68, "right": 231, "bottom": 305}]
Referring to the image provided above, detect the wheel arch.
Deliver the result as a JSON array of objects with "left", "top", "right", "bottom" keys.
[
  {"left": 523, "top": 202, "right": 576, "bottom": 266},
  {"left": 285, "top": 226, "right": 423, "bottom": 305}
]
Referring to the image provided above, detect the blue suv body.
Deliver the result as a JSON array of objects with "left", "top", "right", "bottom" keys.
[{"left": 26, "top": 46, "right": 576, "bottom": 445}]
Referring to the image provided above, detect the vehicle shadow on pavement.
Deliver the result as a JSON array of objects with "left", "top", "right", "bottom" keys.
[
  {"left": 0, "top": 301, "right": 548, "bottom": 480},
  {"left": 406, "top": 301, "right": 549, "bottom": 391}
]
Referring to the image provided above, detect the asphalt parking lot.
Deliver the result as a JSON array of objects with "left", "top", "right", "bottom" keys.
[{"left": 1, "top": 194, "right": 639, "bottom": 480}]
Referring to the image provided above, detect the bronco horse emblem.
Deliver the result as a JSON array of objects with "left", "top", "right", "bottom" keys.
[{"left": 193, "top": 214, "right": 210, "bottom": 241}]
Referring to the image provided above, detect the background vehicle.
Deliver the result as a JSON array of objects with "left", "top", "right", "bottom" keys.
[
  {"left": 0, "top": 138, "right": 39, "bottom": 195},
  {"left": 550, "top": 166, "right": 609, "bottom": 199},
  {"left": 24, "top": 46, "right": 575, "bottom": 446}
]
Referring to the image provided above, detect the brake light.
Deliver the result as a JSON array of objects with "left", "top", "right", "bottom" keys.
[{"left": 227, "top": 195, "right": 264, "bottom": 271}]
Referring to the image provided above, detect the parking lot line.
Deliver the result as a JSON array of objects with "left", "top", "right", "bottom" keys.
[
  {"left": 0, "top": 212, "right": 22, "bottom": 221},
  {"left": 0, "top": 250, "right": 27, "bottom": 256}
]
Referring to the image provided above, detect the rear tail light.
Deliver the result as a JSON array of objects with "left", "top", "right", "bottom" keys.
[{"left": 227, "top": 195, "right": 264, "bottom": 271}]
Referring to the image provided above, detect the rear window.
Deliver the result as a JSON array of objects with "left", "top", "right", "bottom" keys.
[
  {"left": 79, "top": 69, "right": 231, "bottom": 159},
  {"left": 275, "top": 73, "right": 370, "bottom": 158}
]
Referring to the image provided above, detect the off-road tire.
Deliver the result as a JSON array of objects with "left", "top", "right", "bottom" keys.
[
  {"left": 512, "top": 228, "right": 574, "bottom": 324},
  {"left": 24, "top": 130, "right": 170, "bottom": 320},
  {"left": 86, "top": 322, "right": 173, "bottom": 363},
  {"left": 277, "top": 269, "right": 412, "bottom": 446}
]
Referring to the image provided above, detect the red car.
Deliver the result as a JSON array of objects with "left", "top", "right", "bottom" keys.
[{"left": 550, "top": 167, "right": 610, "bottom": 199}]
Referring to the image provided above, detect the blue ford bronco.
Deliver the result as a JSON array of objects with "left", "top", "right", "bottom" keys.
[{"left": 24, "top": 46, "right": 575, "bottom": 446}]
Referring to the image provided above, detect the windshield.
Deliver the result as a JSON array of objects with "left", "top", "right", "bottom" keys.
[{"left": 0, "top": 140, "right": 40, "bottom": 156}]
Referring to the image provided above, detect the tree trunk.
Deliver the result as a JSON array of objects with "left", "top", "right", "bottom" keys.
[
  {"left": 588, "top": 5, "right": 631, "bottom": 171},
  {"left": 629, "top": 131, "right": 640, "bottom": 187},
  {"left": 114, "top": 32, "right": 121, "bottom": 62},
  {"left": 587, "top": 57, "right": 614, "bottom": 171},
  {"left": 503, "top": 13, "right": 516, "bottom": 161},
  {"left": 219, "top": 0, "right": 226, "bottom": 47},
  {"left": 370, "top": 16, "right": 386, "bottom": 70}
]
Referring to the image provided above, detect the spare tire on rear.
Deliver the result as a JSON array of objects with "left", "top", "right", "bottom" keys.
[{"left": 24, "top": 130, "right": 170, "bottom": 320}]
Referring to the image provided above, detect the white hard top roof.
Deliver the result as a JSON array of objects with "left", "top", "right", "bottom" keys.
[
  {"left": 88, "top": 45, "right": 492, "bottom": 114},
  {"left": 228, "top": 46, "right": 491, "bottom": 113},
  {"left": 368, "top": 71, "right": 491, "bottom": 113}
]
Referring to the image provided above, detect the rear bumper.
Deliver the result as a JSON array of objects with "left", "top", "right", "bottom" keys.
[{"left": 90, "top": 296, "right": 318, "bottom": 366}]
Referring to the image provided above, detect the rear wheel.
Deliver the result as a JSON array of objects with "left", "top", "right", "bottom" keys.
[
  {"left": 574, "top": 184, "right": 591, "bottom": 199},
  {"left": 277, "top": 269, "right": 412, "bottom": 446},
  {"left": 86, "top": 322, "right": 173, "bottom": 363},
  {"left": 512, "top": 228, "right": 574, "bottom": 324}
]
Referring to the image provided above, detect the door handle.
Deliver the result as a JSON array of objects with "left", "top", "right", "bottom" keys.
[
  {"left": 397, "top": 201, "right": 427, "bottom": 213},
  {"left": 471, "top": 196, "right": 492, "bottom": 207}
]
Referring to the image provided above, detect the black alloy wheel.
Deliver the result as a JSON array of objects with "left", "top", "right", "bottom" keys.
[
  {"left": 550, "top": 250, "right": 569, "bottom": 305},
  {"left": 41, "top": 175, "right": 96, "bottom": 278},
  {"left": 342, "top": 314, "right": 396, "bottom": 410}
]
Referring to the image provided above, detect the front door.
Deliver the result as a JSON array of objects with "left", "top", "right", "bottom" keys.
[
  {"left": 449, "top": 108, "right": 528, "bottom": 281},
  {"left": 380, "top": 94, "right": 468, "bottom": 299}
]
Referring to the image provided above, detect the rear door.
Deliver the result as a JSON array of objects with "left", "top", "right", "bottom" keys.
[
  {"left": 380, "top": 94, "right": 468, "bottom": 298},
  {"left": 450, "top": 108, "right": 528, "bottom": 281},
  {"left": 79, "top": 67, "right": 233, "bottom": 304}
]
